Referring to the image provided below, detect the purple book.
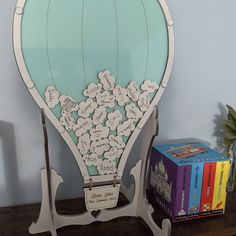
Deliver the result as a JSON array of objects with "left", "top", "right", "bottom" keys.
[
  {"left": 174, "top": 165, "right": 192, "bottom": 220},
  {"left": 149, "top": 151, "right": 177, "bottom": 217}
]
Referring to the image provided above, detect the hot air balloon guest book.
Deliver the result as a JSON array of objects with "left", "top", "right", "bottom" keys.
[
  {"left": 13, "top": 0, "right": 174, "bottom": 235},
  {"left": 148, "top": 142, "right": 230, "bottom": 222}
]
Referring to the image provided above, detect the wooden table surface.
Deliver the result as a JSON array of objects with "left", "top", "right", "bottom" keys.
[{"left": 0, "top": 191, "right": 235, "bottom": 236}]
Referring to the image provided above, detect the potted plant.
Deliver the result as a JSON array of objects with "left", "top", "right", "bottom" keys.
[{"left": 223, "top": 105, "right": 236, "bottom": 192}]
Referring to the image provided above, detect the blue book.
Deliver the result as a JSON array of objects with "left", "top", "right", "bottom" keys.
[{"left": 188, "top": 163, "right": 204, "bottom": 215}]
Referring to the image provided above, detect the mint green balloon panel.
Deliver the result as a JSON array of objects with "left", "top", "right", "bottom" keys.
[{"left": 21, "top": 0, "right": 168, "bottom": 176}]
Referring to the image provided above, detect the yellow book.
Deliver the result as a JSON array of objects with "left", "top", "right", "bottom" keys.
[{"left": 212, "top": 161, "right": 230, "bottom": 213}]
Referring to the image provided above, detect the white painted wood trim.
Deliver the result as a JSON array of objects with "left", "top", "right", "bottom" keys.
[{"left": 30, "top": 162, "right": 171, "bottom": 236}]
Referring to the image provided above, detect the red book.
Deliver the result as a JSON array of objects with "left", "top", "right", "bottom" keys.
[{"left": 200, "top": 162, "right": 216, "bottom": 214}]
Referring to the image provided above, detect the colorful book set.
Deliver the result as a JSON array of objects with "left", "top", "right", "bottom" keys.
[{"left": 148, "top": 142, "right": 230, "bottom": 222}]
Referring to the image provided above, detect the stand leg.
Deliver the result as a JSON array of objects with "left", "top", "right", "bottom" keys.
[
  {"left": 30, "top": 107, "right": 171, "bottom": 236},
  {"left": 135, "top": 107, "right": 171, "bottom": 236},
  {"left": 32, "top": 109, "right": 58, "bottom": 236},
  {"left": 120, "top": 182, "right": 135, "bottom": 203},
  {"left": 29, "top": 169, "right": 63, "bottom": 235}
]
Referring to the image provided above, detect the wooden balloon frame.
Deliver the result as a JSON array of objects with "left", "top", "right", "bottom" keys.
[{"left": 13, "top": 0, "right": 174, "bottom": 235}]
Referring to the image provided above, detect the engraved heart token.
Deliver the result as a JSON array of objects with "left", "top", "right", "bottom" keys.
[
  {"left": 98, "top": 70, "right": 116, "bottom": 91},
  {"left": 73, "top": 118, "right": 92, "bottom": 137},
  {"left": 45, "top": 85, "right": 60, "bottom": 108}
]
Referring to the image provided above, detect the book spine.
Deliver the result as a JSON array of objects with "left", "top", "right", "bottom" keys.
[
  {"left": 174, "top": 165, "right": 192, "bottom": 220},
  {"left": 149, "top": 151, "right": 175, "bottom": 219},
  {"left": 200, "top": 162, "right": 216, "bottom": 215},
  {"left": 212, "top": 161, "right": 230, "bottom": 214},
  {"left": 188, "top": 163, "right": 204, "bottom": 216}
]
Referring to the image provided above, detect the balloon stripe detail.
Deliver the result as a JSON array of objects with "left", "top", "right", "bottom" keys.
[
  {"left": 46, "top": 0, "right": 56, "bottom": 88},
  {"left": 114, "top": 0, "right": 119, "bottom": 80},
  {"left": 141, "top": 0, "right": 149, "bottom": 81},
  {"left": 81, "top": 0, "right": 86, "bottom": 88}
]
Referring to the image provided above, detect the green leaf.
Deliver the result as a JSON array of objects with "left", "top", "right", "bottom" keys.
[
  {"left": 224, "top": 120, "right": 236, "bottom": 131},
  {"left": 223, "top": 104, "right": 236, "bottom": 148},
  {"left": 227, "top": 105, "right": 236, "bottom": 123},
  {"left": 228, "top": 113, "right": 236, "bottom": 127},
  {"left": 224, "top": 126, "right": 236, "bottom": 139},
  {"left": 225, "top": 133, "right": 236, "bottom": 140}
]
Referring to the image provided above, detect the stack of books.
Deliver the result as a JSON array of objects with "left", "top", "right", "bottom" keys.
[{"left": 148, "top": 142, "right": 230, "bottom": 221}]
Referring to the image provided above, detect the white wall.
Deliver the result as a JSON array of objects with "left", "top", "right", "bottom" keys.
[
  {"left": 158, "top": 0, "right": 236, "bottom": 145},
  {"left": 0, "top": 0, "right": 235, "bottom": 207}
]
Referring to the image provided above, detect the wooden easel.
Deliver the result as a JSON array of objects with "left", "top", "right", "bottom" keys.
[{"left": 29, "top": 107, "right": 171, "bottom": 236}]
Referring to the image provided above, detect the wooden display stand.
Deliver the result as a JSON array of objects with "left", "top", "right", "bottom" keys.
[
  {"left": 29, "top": 107, "right": 171, "bottom": 236},
  {"left": 13, "top": 1, "right": 174, "bottom": 235}
]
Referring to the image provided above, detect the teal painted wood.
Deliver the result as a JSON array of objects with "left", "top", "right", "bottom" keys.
[{"left": 21, "top": 0, "right": 169, "bottom": 176}]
